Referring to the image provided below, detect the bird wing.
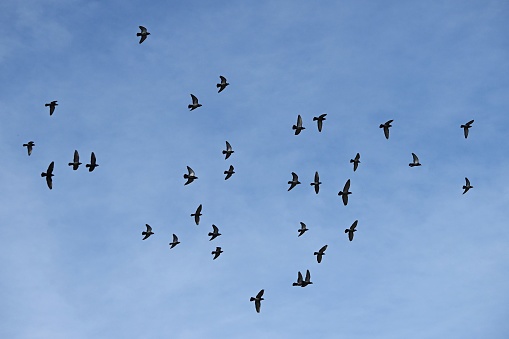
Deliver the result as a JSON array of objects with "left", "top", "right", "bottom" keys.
[
  {"left": 314, "top": 171, "right": 319, "bottom": 182},
  {"left": 219, "top": 75, "right": 227, "bottom": 84},
  {"left": 212, "top": 224, "right": 218, "bottom": 233},
  {"left": 300, "top": 222, "right": 306, "bottom": 230},
  {"left": 297, "top": 114, "right": 302, "bottom": 127},
  {"left": 342, "top": 194, "right": 348, "bottom": 206},
  {"left": 297, "top": 271, "right": 303, "bottom": 283},
  {"left": 139, "top": 35, "right": 147, "bottom": 44},
  {"left": 187, "top": 166, "right": 195, "bottom": 176},
  {"left": 196, "top": 204, "right": 202, "bottom": 213},
  {"left": 91, "top": 152, "right": 96, "bottom": 164},
  {"left": 319, "top": 113, "right": 327, "bottom": 119},
  {"left": 305, "top": 270, "right": 311, "bottom": 282},
  {"left": 465, "top": 177, "right": 470, "bottom": 186},
  {"left": 319, "top": 245, "right": 328, "bottom": 253},
  {"left": 256, "top": 289, "right": 264, "bottom": 298},
  {"left": 355, "top": 153, "right": 360, "bottom": 161},
  {"left": 463, "top": 126, "right": 469, "bottom": 138},
  {"left": 344, "top": 179, "right": 351, "bottom": 192},
  {"left": 146, "top": 224, "right": 152, "bottom": 232},
  {"left": 412, "top": 153, "right": 419, "bottom": 164},
  {"left": 255, "top": 300, "right": 261, "bottom": 313},
  {"left": 386, "top": 119, "right": 394, "bottom": 124},
  {"left": 226, "top": 141, "right": 232, "bottom": 151},
  {"left": 47, "top": 161, "right": 54, "bottom": 174},
  {"left": 383, "top": 126, "right": 390, "bottom": 139},
  {"left": 173, "top": 234, "right": 178, "bottom": 242},
  {"left": 229, "top": 165, "right": 234, "bottom": 171},
  {"left": 349, "top": 231, "right": 354, "bottom": 241},
  {"left": 191, "top": 94, "right": 198, "bottom": 104},
  {"left": 466, "top": 119, "right": 474, "bottom": 126},
  {"left": 73, "top": 150, "right": 79, "bottom": 162},
  {"left": 292, "top": 172, "right": 299, "bottom": 181},
  {"left": 317, "top": 119, "right": 323, "bottom": 132},
  {"left": 139, "top": 26, "right": 147, "bottom": 32},
  {"left": 46, "top": 175, "right": 52, "bottom": 189},
  {"left": 351, "top": 220, "right": 358, "bottom": 230}
]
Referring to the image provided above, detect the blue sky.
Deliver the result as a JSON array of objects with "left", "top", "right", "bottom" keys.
[{"left": 1, "top": 0, "right": 508, "bottom": 338}]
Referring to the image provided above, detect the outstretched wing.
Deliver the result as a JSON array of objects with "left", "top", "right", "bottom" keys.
[
  {"left": 187, "top": 166, "right": 195, "bottom": 176},
  {"left": 139, "top": 26, "right": 147, "bottom": 33},
  {"left": 212, "top": 224, "right": 219, "bottom": 233},
  {"left": 146, "top": 224, "right": 152, "bottom": 233},
  {"left": 305, "top": 270, "right": 311, "bottom": 282},
  {"left": 226, "top": 141, "right": 232, "bottom": 151},
  {"left": 465, "top": 177, "right": 470, "bottom": 186},
  {"left": 292, "top": 172, "right": 299, "bottom": 181},
  {"left": 383, "top": 126, "right": 390, "bottom": 139},
  {"left": 219, "top": 75, "right": 227, "bottom": 84},
  {"left": 190, "top": 94, "right": 198, "bottom": 105},
  {"left": 297, "top": 114, "right": 302, "bottom": 127},
  {"left": 172, "top": 233, "right": 178, "bottom": 242},
  {"left": 73, "top": 150, "right": 80, "bottom": 162},
  {"left": 256, "top": 289, "right": 264, "bottom": 298},
  {"left": 344, "top": 179, "right": 351, "bottom": 192},
  {"left": 412, "top": 153, "right": 419, "bottom": 164},
  {"left": 47, "top": 161, "right": 55, "bottom": 174},
  {"left": 350, "top": 220, "right": 358, "bottom": 230},
  {"left": 319, "top": 244, "right": 328, "bottom": 253},
  {"left": 342, "top": 193, "right": 348, "bottom": 206}
]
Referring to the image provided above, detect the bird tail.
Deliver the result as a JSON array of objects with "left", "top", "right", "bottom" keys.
[
  {"left": 216, "top": 84, "right": 221, "bottom": 88},
  {"left": 292, "top": 283, "right": 300, "bottom": 286},
  {"left": 137, "top": 33, "right": 142, "bottom": 36},
  {"left": 313, "top": 252, "right": 319, "bottom": 255},
  {"left": 184, "top": 174, "right": 189, "bottom": 179},
  {"left": 350, "top": 159, "right": 354, "bottom": 163},
  {"left": 142, "top": 231, "right": 147, "bottom": 235},
  {"left": 344, "top": 229, "right": 349, "bottom": 233},
  {"left": 41, "top": 172, "right": 46, "bottom": 177},
  {"left": 188, "top": 104, "right": 193, "bottom": 109},
  {"left": 292, "top": 125, "right": 297, "bottom": 130},
  {"left": 250, "top": 297, "right": 255, "bottom": 301},
  {"left": 313, "top": 117, "right": 318, "bottom": 121}
]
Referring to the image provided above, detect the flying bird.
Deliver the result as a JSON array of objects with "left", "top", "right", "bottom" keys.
[
  {"left": 461, "top": 119, "right": 474, "bottom": 139},
  {"left": 137, "top": 26, "right": 150, "bottom": 44},
  {"left": 68, "top": 150, "right": 82, "bottom": 170},
  {"left": 188, "top": 94, "right": 202, "bottom": 111},
  {"left": 211, "top": 246, "right": 223, "bottom": 260},
  {"left": 191, "top": 204, "right": 202, "bottom": 225},
  {"left": 288, "top": 172, "right": 301, "bottom": 191},
  {"left": 314, "top": 245, "right": 328, "bottom": 264},
  {"left": 45, "top": 101, "right": 58, "bottom": 116},
  {"left": 223, "top": 141, "right": 234, "bottom": 159},
  {"left": 86, "top": 152, "right": 98, "bottom": 172},
  {"left": 338, "top": 179, "right": 352, "bottom": 206},
  {"left": 292, "top": 271, "right": 303, "bottom": 287},
  {"left": 224, "top": 165, "right": 235, "bottom": 180},
  {"left": 250, "top": 289, "right": 264, "bottom": 313},
  {"left": 208, "top": 224, "right": 221, "bottom": 241},
  {"left": 41, "top": 161, "right": 54, "bottom": 189},
  {"left": 142, "top": 224, "right": 154, "bottom": 240},
  {"left": 345, "top": 220, "right": 358, "bottom": 241},
  {"left": 409, "top": 153, "right": 421, "bottom": 167},
  {"left": 310, "top": 171, "right": 321, "bottom": 194},
  {"left": 350, "top": 153, "right": 360, "bottom": 172},
  {"left": 169, "top": 234, "right": 180, "bottom": 249},
  {"left": 463, "top": 177, "right": 473, "bottom": 194},
  {"left": 380, "top": 119, "right": 393, "bottom": 139},
  {"left": 217, "top": 76, "right": 229, "bottom": 93},
  {"left": 297, "top": 222, "right": 308, "bottom": 237},
  {"left": 313, "top": 114, "right": 327, "bottom": 132},
  {"left": 23, "top": 141, "right": 35, "bottom": 156},
  {"left": 292, "top": 114, "right": 305, "bottom": 135},
  {"left": 184, "top": 166, "right": 198, "bottom": 185}
]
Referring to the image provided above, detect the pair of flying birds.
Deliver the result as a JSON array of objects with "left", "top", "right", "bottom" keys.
[
  {"left": 183, "top": 165, "right": 235, "bottom": 185},
  {"left": 188, "top": 76, "right": 229, "bottom": 110},
  {"left": 380, "top": 119, "right": 475, "bottom": 139},
  {"left": 293, "top": 114, "right": 327, "bottom": 134},
  {"left": 142, "top": 225, "right": 181, "bottom": 248}
]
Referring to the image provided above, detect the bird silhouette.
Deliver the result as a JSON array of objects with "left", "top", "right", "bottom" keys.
[
  {"left": 380, "top": 119, "right": 393, "bottom": 139},
  {"left": 184, "top": 166, "right": 198, "bottom": 185},
  {"left": 45, "top": 101, "right": 58, "bottom": 116},
  {"left": 314, "top": 245, "right": 328, "bottom": 263},
  {"left": 169, "top": 234, "right": 180, "bottom": 248},
  {"left": 85, "top": 152, "right": 98, "bottom": 172},
  {"left": 288, "top": 172, "right": 301, "bottom": 191},
  {"left": 208, "top": 224, "right": 221, "bottom": 241},
  {"left": 409, "top": 153, "right": 421, "bottom": 167},
  {"left": 223, "top": 141, "right": 234, "bottom": 159},
  {"left": 224, "top": 165, "right": 235, "bottom": 180},
  {"left": 338, "top": 179, "right": 352, "bottom": 206},
  {"left": 41, "top": 161, "right": 54, "bottom": 189},
  {"left": 68, "top": 150, "right": 82, "bottom": 170},
  {"left": 345, "top": 220, "right": 358, "bottom": 241},
  {"left": 297, "top": 222, "right": 308, "bottom": 237},
  {"left": 211, "top": 246, "right": 223, "bottom": 260},
  {"left": 250, "top": 289, "right": 264, "bottom": 313},
  {"left": 142, "top": 224, "right": 154, "bottom": 240},
  {"left": 137, "top": 26, "right": 150, "bottom": 44},
  {"left": 310, "top": 171, "right": 321, "bottom": 194},
  {"left": 293, "top": 270, "right": 312, "bottom": 287},
  {"left": 350, "top": 153, "right": 360, "bottom": 172},
  {"left": 292, "top": 115, "right": 305, "bottom": 135},
  {"left": 191, "top": 204, "right": 202, "bottom": 225},
  {"left": 188, "top": 94, "right": 202, "bottom": 111},
  {"left": 313, "top": 114, "right": 327, "bottom": 132},
  {"left": 463, "top": 177, "right": 473, "bottom": 194},
  {"left": 23, "top": 141, "right": 35, "bottom": 156},
  {"left": 461, "top": 119, "right": 474, "bottom": 139},
  {"left": 217, "top": 76, "right": 229, "bottom": 93}
]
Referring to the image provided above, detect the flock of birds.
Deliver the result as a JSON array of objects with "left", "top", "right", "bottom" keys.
[{"left": 25, "top": 26, "right": 477, "bottom": 314}]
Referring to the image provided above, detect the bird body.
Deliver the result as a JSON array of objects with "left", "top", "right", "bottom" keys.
[
  {"left": 211, "top": 246, "right": 223, "bottom": 260},
  {"left": 191, "top": 204, "right": 202, "bottom": 225},
  {"left": 86, "top": 152, "right": 98, "bottom": 172},
  {"left": 380, "top": 119, "right": 393, "bottom": 139},
  {"left": 313, "top": 114, "right": 327, "bottom": 132},
  {"left": 184, "top": 166, "right": 198, "bottom": 185},
  {"left": 68, "top": 150, "right": 82, "bottom": 170},
  {"left": 224, "top": 165, "right": 235, "bottom": 180},
  {"left": 350, "top": 153, "right": 360, "bottom": 171},
  {"left": 338, "top": 179, "right": 352, "bottom": 205},
  {"left": 41, "top": 161, "right": 54, "bottom": 189},
  {"left": 223, "top": 141, "right": 234, "bottom": 159},
  {"left": 23, "top": 141, "right": 35, "bottom": 156},
  {"left": 292, "top": 115, "right": 305, "bottom": 135},
  {"left": 188, "top": 94, "right": 202, "bottom": 111},
  {"left": 217, "top": 76, "right": 229, "bottom": 93},
  {"left": 461, "top": 119, "right": 474, "bottom": 138},
  {"left": 310, "top": 171, "right": 321, "bottom": 194},
  {"left": 169, "top": 234, "right": 180, "bottom": 248},
  {"left": 45, "top": 101, "right": 58, "bottom": 115},
  {"left": 142, "top": 224, "right": 154, "bottom": 240},
  {"left": 345, "top": 220, "right": 358, "bottom": 241},
  {"left": 137, "top": 26, "right": 150, "bottom": 44},
  {"left": 409, "top": 153, "right": 421, "bottom": 167},
  {"left": 314, "top": 245, "right": 328, "bottom": 263}
]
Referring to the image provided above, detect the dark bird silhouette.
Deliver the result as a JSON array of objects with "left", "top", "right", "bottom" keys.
[
  {"left": 461, "top": 119, "right": 474, "bottom": 139},
  {"left": 169, "top": 234, "right": 180, "bottom": 248},
  {"left": 463, "top": 177, "right": 473, "bottom": 194},
  {"left": 297, "top": 222, "right": 308, "bottom": 237},
  {"left": 68, "top": 150, "right": 82, "bottom": 170},
  {"left": 184, "top": 166, "right": 198, "bottom": 185},
  {"left": 45, "top": 101, "right": 58, "bottom": 116},
  {"left": 292, "top": 114, "right": 305, "bottom": 135},
  {"left": 23, "top": 141, "right": 35, "bottom": 156},
  {"left": 211, "top": 246, "right": 223, "bottom": 260},
  {"left": 137, "top": 26, "right": 150, "bottom": 44},
  {"left": 380, "top": 119, "right": 393, "bottom": 139},
  {"left": 350, "top": 153, "right": 360, "bottom": 171},
  {"left": 188, "top": 94, "right": 202, "bottom": 111},
  {"left": 191, "top": 204, "right": 202, "bottom": 225},
  {"left": 85, "top": 152, "right": 98, "bottom": 172},
  {"left": 208, "top": 224, "right": 221, "bottom": 241},
  {"left": 288, "top": 172, "right": 301, "bottom": 191},
  {"left": 313, "top": 114, "right": 327, "bottom": 132},
  {"left": 338, "top": 179, "right": 352, "bottom": 206},
  {"left": 345, "top": 220, "right": 358, "bottom": 241},
  {"left": 223, "top": 141, "right": 234, "bottom": 160},
  {"left": 224, "top": 165, "right": 235, "bottom": 180},
  {"left": 293, "top": 270, "right": 312, "bottom": 287},
  {"left": 41, "top": 161, "right": 54, "bottom": 189},
  {"left": 250, "top": 289, "right": 264, "bottom": 313},
  {"left": 310, "top": 171, "right": 321, "bottom": 194},
  {"left": 409, "top": 153, "right": 421, "bottom": 167},
  {"left": 217, "top": 76, "right": 229, "bottom": 93},
  {"left": 142, "top": 224, "right": 154, "bottom": 240},
  {"left": 314, "top": 245, "right": 328, "bottom": 263}
]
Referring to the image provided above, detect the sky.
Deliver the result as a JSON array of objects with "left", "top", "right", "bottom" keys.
[{"left": 1, "top": 0, "right": 508, "bottom": 338}]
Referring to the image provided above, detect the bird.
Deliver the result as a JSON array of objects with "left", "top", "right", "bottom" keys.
[
  {"left": 288, "top": 172, "right": 301, "bottom": 191},
  {"left": 68, "top": 150, "right": 82, "bottom": 170},
  {"left": 169, "top": 234, "right": 180, "bottom": 248},
  {"left": 292, "top": 114, "right": 305, "bottom": 135},
  {"left": 338, "top": 179, "right": 352, "bottom": 206},
  {"left": 188, "top": 94, "right": 202, "bottom": 111},
  {"left": 208, "top": 224, "right": 221, "bottom": 241},
  {"left": 45, "top": 101, "right": 58, "bottom": 116},
  {"left": 297, "top": 222, "right": 308, "bottom": 237},
  {"left": 350, "top": 153, "right": 360, "bottom": 171},
  {"left": 41, "top": 161, "right": 54, "bottom": 189},
  {"left": 142, "top": 224, "right": 154, "bottom": 240},
  {"left": 23, "top": 141, "right": 35, "bottom": 156},
  {"left": 461, "top": 119, "right": 474, "bottom": 139},
  {"left": 314, "top": 245, "right": 328, "bottom": 264},
  {"left": 184, "top": 166, "right": 198, "bottom": 185},
  {"left": 313, "top": 114, "right": 327, "bottom": 132},
  {"left": 223, "top": 141, "right": 234, "bottom": 159},
  {"left": 345, "top": 220, "right": 358, "bottom": 241},
  {"left": 409, "top": 153, "right": 421, "bottom": 167},
  {"left": 292, "top": 271, "right": 303, "bottom": 286},
  {"left": 463, "top": 177, "right": 473, "bottom": 194},
  {"left": 85, "top": 152, "right": 98, "bottom": 172},
  {"left": 224, "top": 165, "right": 235, "bottom": 180},
  {"left": 137, "top": 26, "right": 150, "bottom": 44},
  {"left": 250, "top": 289, "right": 264, "bottom": 313},
  {"left": 310, "top": 171, "right": 321, "bottom": 194},
  {"left": 191, "top": 204, "right": 202, "bottom": 225},
  {"left": 380, "top": 119, "right": 393, "bottom": 139},
  {"left": 211, "top": 246, "right": 223, "bottom": 260},
  {"left": 217, "top": 76, "right": 229, "bottom": 93}
]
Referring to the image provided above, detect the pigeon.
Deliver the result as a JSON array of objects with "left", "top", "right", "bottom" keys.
[
  {"left": 184, "top": 166, "right": 198, "bottom": 185},
  {"left": 188, "top": 94, "right": 202, "bottom": 111},
  {"left": 68, "top": 150, "right": 82, "bottom": 170},
  {"left": 461, "top": 119, "right": 474, "bottom": 139},
  {"left": 45, "top": 101, "right": 58, "bottom": 116},
  {"left": 292, "top": 271, "right": 303, "bottom": 286},
  {"left": 288, "top": 172, "right": 301, "bottom": 191},
  {"left": 191, "top": 204, "right": 202, "bottom": 225},
  {"left": 380, "top": 119, "right": 393, "bottom": 139},
  {"left": 345, "top": 220, "right": 358, "bottom": 241},
  {"left": 85, "top": 152, "right": 98, "bottom": 172},
  {"left": 294, "top": 270, "right": 313, "bottom": 287},
  {"left": 142, "top": 224, "right": 154, "bottom": 240},
  {"left": 223, "top": 141, "right": 234, "bottom": 160},
  {"left": 23, "top": 141, "right": 35, "bottom": 156},
  {"left": 250, "top": 289, "right": 264, "bottom": 313},
  {"left": 208, "top": 224, "right": 221, "bottom": 241},
  {"left": 292, "top": 114, "right": 305, "bottom": 135},
  {"left": 297, "top": 222, "right": 308, "bottom": 237},
  {"left": 409, "top": 153, "right": 421, "bottom": 167},
  {"left": 338, "top": 179, "right": 352, "bottom": 206},
  {"left": 211, "top": 246, "right": 223, "bottom": 260},
  {"left": 314, "top": 245, "right": 328, "bottom": 264},
  {"left": 137, "top": 26, "right": 150, "bottom": 44},
  {"left": 224, "top": 165, "right": 235, "bottom": 180},
  {"left": 217, "top": 76, "right": 229, "bottom": 93},
  {"left": 350, "top": 153, "right": 360, "bottom": 172},
  {"left": 463, "top": 177, "right": 473, "bottom": 194},
  {"left": 41, "top": 161, "right": 54, "bottom": 189},
  {"left": 313, "top": 114, "right": 327, "bottom": 132},
  {"left": 169, "top": 234, "right": 180, "bottom": 248},
  {"left": 310, "top": 171, "right": 321, "bottom": 194}
]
